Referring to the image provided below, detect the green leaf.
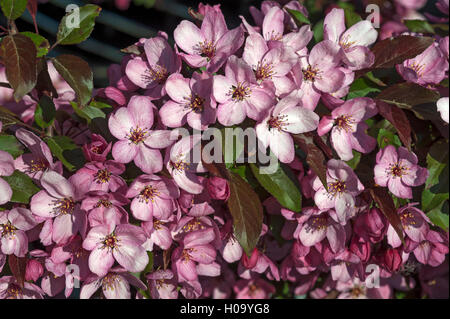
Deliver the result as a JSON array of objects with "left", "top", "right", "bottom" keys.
[
  {"left": 425, "top": 140, "right": 449, "bottom": 189},
  {"left": 20, "top": 32, "right": 50, "bottom": 58},
  {"left": 343, "top": 8, "right": 362, "bottom": 28},
  {"left": 376, "top": 101, "right": 412, "bottom": 150},
  {"left": 0, "top": 34, "right": 37, "bottom": 102},
  {"left": 427, "top": 202, "right": 449, "bottom": 232},
  {"left": 227, "top": 171, "right": 263, "bottom": 256},
  {"left": 34, "top": 95, "right": 56, "bottom": 129},
  {"left": 347, "top": 77, "right": 381, "bottom": 99},
  {"left": 0, "top": 0, "right": 27, "bottom": 21},
  {"left": 46, "top": 136, "right": 85, "bottom": 171},
  {"left": 404, "top": 19, "right": 435, "bottom": 34},
  {"left": 286, "top": 8, "right": 311, "bottom": 26},
  {"left": 0, "top": 135, "right": 24, "bottom": 158},
  {"left": 70, "top": 101, "right": 105, "bottom": 123},
  {"left": 312, "top": 19, "right": 324, "bottom": 43},
  {"left": 2, "top": 170, "right": 40, "bottom": 204},
  {"left": 56, "top": 4, "right": 101, "bottom": 45},
  {"left": 89, "top": 100, "right": 113, "bottom": 109},
  {"left": 250, "top": 163, "right": 302, "bottom": 212},
  {"left": 52, "top": 55, "right": 93, "bottom": 106},
  {"left": 377, "top": 128, "right": 402, "bottom": 149},
  {"left": 346, "top": 150, "right": 361, "bottom": 170}
]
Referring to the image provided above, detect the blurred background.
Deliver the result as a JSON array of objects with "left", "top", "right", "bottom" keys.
[{"left": 1, "top": 0, "right": 445, "bottom": 87}]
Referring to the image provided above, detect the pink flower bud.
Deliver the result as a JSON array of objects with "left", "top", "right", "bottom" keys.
[
  {"left": 206, "top": 177, "right": 230, "bottom": 201},
  {"left": 25, "top": 259, "right": 44, "bottom": 282},
  {"left": 82, "top": 134, "right": 111, "bottom": 162}
]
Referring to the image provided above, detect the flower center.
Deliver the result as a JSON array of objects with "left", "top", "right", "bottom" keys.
[
  {"left": 400, "top": 211, "right": 416, "bottom": 227},
  {"left": 187, "top": 94, "right": 205, "bottom": 113},
  {"left": 328, "top": 180, "right": 347, "bottom": 197},
  {"left": 339, "top": 35, "right": 356, "bottom": 50},
  {"left": 91, "top": 146, "right": 103, "bottom": 154},
  {"left": 409, "top": 62, "right": 425, "bottom": 77},
  {"left": 351, "top": 285, "right": 366, "bottom": 298},
  {"left": 52, "top": 197, "right": 75, "bottom": 215},
  {"left": 127, "top": 127, "right": 148, "bottom": 144},
  {"left": 139, "top": 185, "right": 160, "bottom": 203},
  {"left": 170, "top": 159, "right": 188, "bottom": 172},
  {"left": 198, "top": 41, "right": 216, "bottom": 59},
  {"left": 255, "top": 61, "right": 274, "bottom": 81},
  {"left": 102, "top": 273, "right": 120, "bottom": 291},
  {"left": 182, "top": 248, "right": 195, "bottom": 262},
  {"left": 143, "top": 65, "right": 168, "bottom": 85},
  {"left": 310, "top": 216, "right": 328, "bottom": 231},
  {"left": 1, "top": 222, "right": 16, "bottom": 238},
  {"left": 335, "top": 115, "right": 354, "bottom": 132},
  {"left": 102, "top": 234, "right": 119, "bottom": 250},
  {"left": 28, "top": 158, "right": 48, "bottom": 173},
  {"left": 387, "top": 162, "right": 408, "bottom": 178},
  {"left": 229, "top": 82, "right": 251, "bottom": 102},
  {"left": 6, "top": 284, "right": 22, "bottom": 299},
  {"left": 302, "top": 65, "right": 319, "bottom": 82},
  {"left": 181, "top": 219, "right": 205, "bottom": 233},
  {"left": 94, "top": 169, "right": 111, "bottom": 184},
  {"left": 268, "top": 114, "right": 288, "bottom": 131},
  {"left": 95, "top": 199, "right": 112, "bottom": 208}
]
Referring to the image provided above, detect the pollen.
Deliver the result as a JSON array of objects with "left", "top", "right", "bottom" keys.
[
  {"left": 387, "top": 162, "right": 409, "bottom": 178},
  {"left": 52, "top": 197, "right": 75, "bottom": 216},
  {"left": 186, "top": 94, "right": 205, "bottom": 113},
  {"left": 95, "top": 199, "right": 112, "bottom": 208},
  {"left": 102, "top": 234, "right": 119, "bottom": 250},
  {"left": 127, "top": 127, "right": 148, "bottom": 144},
  {"left": 255, "top": 61, "right": 274, "bottom": 81},
  {"left": 328, "top": 180, "right": 347, "bottom": 198},
  {"left": 94, "top": 169, "right": 111, "bottom": 184},
  {"left": 142, "top": 65, "right": 168, "bottom": 85},
  {"left": 1, "top": 222, "right": 16, "bottom": 238},
  {"left": 268, "top": 114, "right": 288, "bottom": 132},
  {"left": 229, "top": 82, "right": 251, "bottom": 102},
  {"left": 335, "top": 115, "right": 355, "bottom": 132},
  {"left": 339, "top": 35, "right": 356, "bottom": 50},
  {"left": 28, "top": 158, "right": 48, "bottom": 173},
  {"left": 302, "top": 65, "right": 320, "bottom": 82},
  {"left": 198, "top": 40, "right": 216, "bottom": 60},
  {"left": 181, "top": 219, "right": 205, "bottom": 233},
  {"left": 139, "top": 185, "right": 160, "bottom": 203},
  {"left": 409, "top": 62, "right": 425, "bottom": 78},
  {"left": 102, "top": 273, "right": 120, "bottom": 291}
]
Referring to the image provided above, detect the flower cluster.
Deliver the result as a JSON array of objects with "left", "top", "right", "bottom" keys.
[{"left": 0, "top": 0, "right": 448, "bottom": 299}]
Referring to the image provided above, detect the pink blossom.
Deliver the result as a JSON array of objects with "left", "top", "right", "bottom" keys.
[
  {"left": 125, "top": 36, "right": 181, "bottom": 99},
  {"left": 324, "top": 8, "right": 377, "bottom": 70},
  {"left": 313, "top": 159, "right": 365, "bottom": 218},
  {"left": 159, "top": 71, "right": 216, "bottom": 130},
  {"left": 233, "top": 278, "right": 275, "bottom": 299},
  {"left": 80, "top": 267, "right": 147, "bottom": 299},
  {"left": 256, "top": 92, "right": 319, "bottom": 163},
  {"left": 147, "top": 270, "right": 178, "bottom": 299},
  {"left": 174, "top": 7, "right": 244, "bottom": 73},
  {"left": 405, "top": 230, "right": 449, "bottom": 267},
  {"left": 396, "top": 42, "right": 449, "bottom": 86},
  {"left": 206, "top": 176, "right": 230, "bottom": 201},
  {"left": 0, "top": 150, "right": 14, "bottom": 205},
  {"left": 109, "top": 95, "right": 173, "bottom": 174},
  {"left": 318, "top": 97, "right": 378, "bottom": 160},
  {"left": 0, "top": 276, "right": 44, "bottom": 299},
  {"left": 126, "top": 174, "right": 179, "bottom": 221},
  {"left": 82, "top": 222, "right": 148, "bottom": 276},
  {"left": 0, "top": 208, "right": 37, "bottom": 257},
  {"left": 30, "top": 171, "right": 87, "bottom": 245},
  {"left": 213, "top": 55, "right": 275, "bottom": 126},
  {"left": 81, "top": 191, "right": 129, "bottom": 227},
  {"left": 25, "top": 259, "right": 44, "bottom": 282},
  {"left": 374, "top": 145, "right": 428, "bottom": 199}
]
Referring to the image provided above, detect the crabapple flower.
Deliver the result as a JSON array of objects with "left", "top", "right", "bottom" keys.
[
  {"left": 160, "top": 72, "right": 216, "bottom": 130},
  {"left": 206, "top": 176, "right": 230, "bottom": 201},
  {"left": 0, "top": 150, "right": 14, "bottom": 205},
  {"left": 125, "top": 36, "right": 181, "bottom": 99},
  {"left": 82, "top": 222, "right": 149, "bottom": 277},
  {"left": 70, "top": 161, "right": 127, "bottom": 196},
  {"left": 147, "top": 270, "right": 179, "bottom": 299},
  {"left": 25, "top": 259, "right": 44, "bottom": 282},
  {"left": 80, "top": 267, "right": 147, "bottom": 299},
  {"left": 318, "top": 97, "right": 378, "bottom": 160},
  {"left": 174, "top": 7, "right": 244, "bottom": 73},
  {"left": 313, "top": 159, "right": 365, "bottom": 218},
  {"left": 256, "top": 93, "right": 319, "bottom": 163},
  {"left": 213, "top": 55, "right": 275, "bottom": 126},
  {"left": 0, "top": 208, "right": 37, "bottom": 257},
  {"left": 396, "top": 43, "right": 449, "bottom": 86},
  {"left": 30, "top": 171, "right": 86, "bottom": 245},
  {"left": 0, "top": 276, "right": 44, "bottom": 299},
  {"left": 234, "top": 278, "right": 275, "bottom": 299},
  {"left": 405, "top": 230, "right": 449, "bottom": 267},
  {"left": 125, "top": 174, "right": 179, "bottom": 221},
  {"left": 142, "top": 217, "right": 173, "bottom": 251},
  {"left": 324, "top": 8, "right": 377, "bottom": 70},
  {"left": 437, "top": 97, "right": 449, "bottom": 123},
  {"left": 109, "top": 95, "right": 173, "bottom": 174},
  {"left": 243, "top": 33, "right": 297, "bottom": 96},
  {"left": 165, "top": 135, "right": 207, "bottom": 194},
  {"left": 374, "top": 146, "right": 428, "bottom": 199},
  {"left": 297, "top": 40, "right": 347, "bottom": 110},
  {"left": 81, "top": 191, "right": 129, "bottom": 227},
  {"left": 14, "top": 129, "right": 62, "bottom": 181}
]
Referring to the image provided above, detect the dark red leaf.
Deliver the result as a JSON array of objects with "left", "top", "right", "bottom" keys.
[
  {"left": 376, "top": 82, "right": 440, "bottom": 109},
  {"left": 0, "top": 34, "right": 37, "bottom": 101},
  {"left": 26, "top": 0, "right": 38, "bottom": 33},
  {"left": 376, "top": 101, "right": 412, "bottom": 150},
  {"left": 369, "top": 187, "right": 405, "bottom": 245},
  {"left": 8, "top": 255, "right": 27, "bottom": 288},
  {"left": 293, "top": 133, "right": 328, "bottom": 190},
  {"left": 227, "top": 171, "right": 264, "bottom": 256}
]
